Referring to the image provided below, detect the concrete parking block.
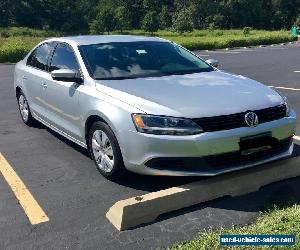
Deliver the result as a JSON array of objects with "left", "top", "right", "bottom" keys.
[{"left": 107, "top": 159, "right": 300, "bottom": 230}]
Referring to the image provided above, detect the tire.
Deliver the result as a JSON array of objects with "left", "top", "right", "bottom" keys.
[
  {"left": 88, "top": 121, "right": 127, "bottom": 180},
  {"left": 17, "top": 90, "right": 36, "bottom": 126}
]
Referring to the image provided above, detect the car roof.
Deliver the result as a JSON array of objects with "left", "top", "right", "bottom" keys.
[{"left": 45, "top": 35, "right": 168, "bottom": 46}]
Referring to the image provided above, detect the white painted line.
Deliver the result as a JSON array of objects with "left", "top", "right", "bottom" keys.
[
  {"left": 0, "top": 153, "right": 49, "bottom": 225},
  {"left": 208, "top": 51, "right": 241, "bottom": 54},
  {"left": 269, "top": 86, "right": 300, "bottom": 91},
  {"left": 197, "top": 54, "right": 210, "bottom": 57},
  {"left": 233, "top": 49, "right": 255, "bottom": 52},
  {"left": 106, "top": 160, "right": 300, "bottom": 230},
  {"left": 294, "top": 71, "right": 300, "bottom": 73}
]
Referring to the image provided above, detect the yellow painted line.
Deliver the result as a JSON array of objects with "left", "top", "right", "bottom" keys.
[
  {"left": 294, "top": 136, "right": 300, "bottom": 141},
  {"left": 0, "top": 153, "right": 49, "bottom": 225},
  {"left": 269, "top": 86, "right": 300, "bottom": 91}
]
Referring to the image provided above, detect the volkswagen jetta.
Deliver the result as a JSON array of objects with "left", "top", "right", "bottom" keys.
[{"left": 14, "top": 35, "right": 296, "bottom": 180}]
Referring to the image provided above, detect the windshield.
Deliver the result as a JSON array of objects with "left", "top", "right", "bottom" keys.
[{"left": 78, "top": 41, "right": 214, "bottom": 80}]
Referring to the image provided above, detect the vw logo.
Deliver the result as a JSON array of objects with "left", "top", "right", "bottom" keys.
[{"left": 245, "top": 112, "right": 259, "bottom": 127}]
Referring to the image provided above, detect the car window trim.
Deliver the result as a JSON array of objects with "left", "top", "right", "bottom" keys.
[
  {"left": 49, "top": 41, "right": 82, "bottom": 75},
  {"left": 173, "top": 42, "right": 215, "bottom": 70},
  {"left": 46, "top": 41, "right": 58, "bottom": 72}
]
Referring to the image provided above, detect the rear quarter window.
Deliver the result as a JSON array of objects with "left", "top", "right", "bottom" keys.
[{"left": 27, "top": 42, "right": 55, "bottom": 71}]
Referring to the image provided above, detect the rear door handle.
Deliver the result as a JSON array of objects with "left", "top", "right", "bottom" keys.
[
  {"left": 41, "top": 83, "right": 47, "bottom": 89},
  {"left": 22, "top": 75, "right": 27, "bottom": 80}
]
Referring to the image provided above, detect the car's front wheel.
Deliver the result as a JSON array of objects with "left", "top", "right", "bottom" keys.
[
  {"left": 17, "top": 90, "right": 36, "bottom": 126},
  {"left": 88, "top": 121, "right": 127, "bottom": 180}
]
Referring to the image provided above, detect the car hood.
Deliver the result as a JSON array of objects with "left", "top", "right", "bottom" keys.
[{"left": 95, "top": 70, "right": 283, "bottom": 118}]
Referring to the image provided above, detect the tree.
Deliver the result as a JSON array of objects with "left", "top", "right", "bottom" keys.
[
  {"left": 1, "top": 0, "right": 300, "bottom": 33},
  {"left": 115, "top": 6, "right": 131, "bottom": 32},
  {"left": 172, "top": 8, "right": 193, "bottom": 33},
  {"left": 295, "top": 14, "right": 300, "bottom": 27},
  {"left": 90, "top": 7, "right": 116, "bottom": 34},
  {"left": 14, "top": 0, "right": 43, "bottom": 28},
  {"left": 272, "top": 0, "right": 300, "bottom": 28},
  {"left": 143, "top": 0, "right": 162, "bottom": 13},
  {"left": 35, "top": 0, "right": 86, "bottom": 33},
  {"left": 159, "top": 5, "right": 172, "bottom": 29},
  {"left": 142, "top": 11, "right": 159, "bottom": 34},
  {"left": 205, "top": 13, "right": 227, "bottom": 29},
  {"left": 0, "top": 0, "right": 16, "bottom": 27}
]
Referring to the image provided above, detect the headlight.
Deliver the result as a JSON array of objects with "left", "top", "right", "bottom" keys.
[
  {"left": 274, "top": 89, "right": 291, "bottom": 116},
  {"left": 132, "top": 114, "right": 203, "bottom": 135}
]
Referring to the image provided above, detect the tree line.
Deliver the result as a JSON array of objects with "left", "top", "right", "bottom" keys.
[{"left": 1, "top": 0, "right": 300, "bottom": 34}]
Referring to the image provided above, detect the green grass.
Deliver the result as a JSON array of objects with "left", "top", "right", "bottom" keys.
[
  {"left": 116, "top": 29, "right": 296, "bottom": 50},
  {"left": 0, "top": 26, "right": 60, "bottom": 37},
  {"left": 0, "top": 27, "right": 296, "bottom": 63},
  {"left": 0, "top": 36, "right": 43, "bottom": 63},
  {"left": 170, "top": 204, "right": 300, "bottom": 250}
]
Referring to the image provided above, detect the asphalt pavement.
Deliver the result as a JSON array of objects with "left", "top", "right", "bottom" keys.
[{"left": 0, "top": 43, "right": 300, "bottom": 249}]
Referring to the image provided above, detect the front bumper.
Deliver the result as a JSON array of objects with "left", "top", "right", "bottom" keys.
[{"left": 121, "top": 110, "right": 297, "bottom": 176}]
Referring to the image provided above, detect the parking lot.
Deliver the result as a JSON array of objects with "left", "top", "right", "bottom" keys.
[{"left": 0, "top": 43, "right": 300, "bottom": 249}]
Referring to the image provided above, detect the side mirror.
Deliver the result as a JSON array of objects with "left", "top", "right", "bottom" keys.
[
  {"left": 205, "top": 59, "right": 219, "bottom": 68},
  {"left": 51, "top": 69, "right": 83, "bottom": 84}
]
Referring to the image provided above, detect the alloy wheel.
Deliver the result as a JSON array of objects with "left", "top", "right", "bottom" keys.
[
  {"left": 18, "top": 94, "right": 29, "bottom": 122},
  {"left": 91, "top": 129, "right": 114, "bottom": 173}
]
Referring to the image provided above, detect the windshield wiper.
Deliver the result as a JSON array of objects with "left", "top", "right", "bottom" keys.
[
  {"left": 94, "top": 69, "right": 212, "bottom": 80},
  {"left": 95, "top": 76, "right": 137, "bottom": 80},
  {"left": 163, "top": 69, "right": 208, "bottom": 76},
  {"left": 94, "top": 72, "right": 165, "bottom": 80}
]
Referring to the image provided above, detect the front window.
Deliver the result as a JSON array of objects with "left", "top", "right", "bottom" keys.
[
  {"left": 78, "top": 41, "right": 213, "bottom": 80},
  {"left": 49, "top": 43, "right": 80, "bottom": 72}
]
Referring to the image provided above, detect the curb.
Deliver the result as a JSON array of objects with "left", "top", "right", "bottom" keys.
[
  {"left": 197, "top": 41, "right": 299, "bottom": 53},
  {"left": 106, "top": 157, "right": 300, "bottom": 231}
]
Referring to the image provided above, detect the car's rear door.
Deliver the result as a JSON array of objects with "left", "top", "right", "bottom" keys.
[
  {"left": 23, "top": 42, "right": 56, "bottom": 117},
  {"left": 43, "top": 42, "right": 83, "bottom": 141}
]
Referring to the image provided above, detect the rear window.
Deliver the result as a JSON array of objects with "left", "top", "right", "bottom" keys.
[{"left": 27, "top": 43, "right": 55, "bottom": 71}]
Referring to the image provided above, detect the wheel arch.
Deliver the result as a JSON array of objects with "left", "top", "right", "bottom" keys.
[
  {"left": 16, "top": 86, "right": 22, "bottom": 98},
  {"left": 84, "top": 115, "right": 108, "bottom": 145}
]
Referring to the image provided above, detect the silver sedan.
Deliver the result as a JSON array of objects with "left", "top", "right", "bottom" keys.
[{"left": 14, "top": 35, "right": 296, "bottom": 180}]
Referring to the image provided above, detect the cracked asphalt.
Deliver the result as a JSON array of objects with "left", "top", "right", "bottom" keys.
[{"left": 0, "top": 42, "right": 300, "bottom": 249}]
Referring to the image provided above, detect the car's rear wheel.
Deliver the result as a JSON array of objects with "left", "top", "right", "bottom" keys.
[
  {"left": 88, "top": 121, "right": 127, "bottom": 180},
  {"left": 17, "top": 90, "right": 36, "bottom": 126}
]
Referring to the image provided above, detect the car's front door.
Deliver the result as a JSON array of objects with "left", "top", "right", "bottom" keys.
[{"left": 43, "top": 42, "right": 83, "bottom": 141}]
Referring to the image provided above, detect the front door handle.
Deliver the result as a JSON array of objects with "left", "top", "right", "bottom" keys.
[
  {"left": 41, "top": 83, "right": 47, "bottom": 89},
  {"left": 22, "top": 75, "right": 27, "bottom": 80}
]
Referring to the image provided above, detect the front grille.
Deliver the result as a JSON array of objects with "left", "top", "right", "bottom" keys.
[
  {"left": 192, "top": 104, "right": 287, "bottom": 132},
  {"left": 146, "top": 137, "right": 292, "bottom": 173}
]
